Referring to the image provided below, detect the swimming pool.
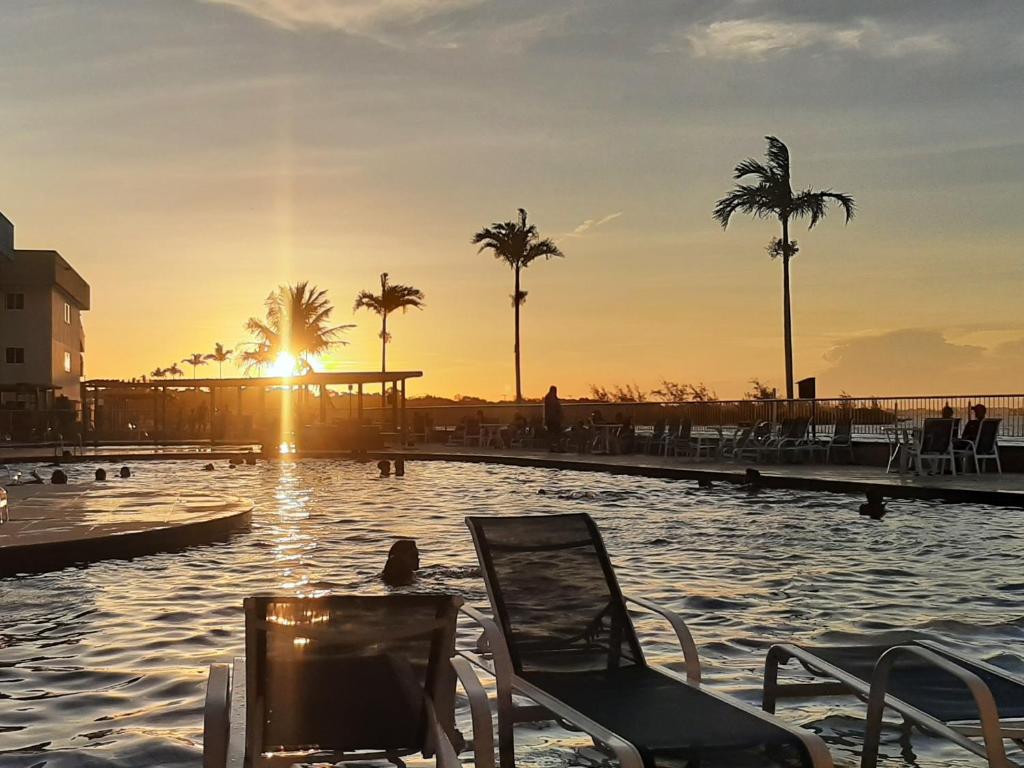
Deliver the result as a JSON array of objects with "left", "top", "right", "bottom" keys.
[{"left": 1, "top": 458, "right": 1022, "bottom": 767}]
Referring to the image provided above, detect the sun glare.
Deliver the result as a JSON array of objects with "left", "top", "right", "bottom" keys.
[{"left": 269, "top": 352, "right": 299, "bottom": 378}]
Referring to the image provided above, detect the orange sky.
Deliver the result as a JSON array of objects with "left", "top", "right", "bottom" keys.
[{"left": 2, "top": 2, "right": 1023, "bottom": 400}]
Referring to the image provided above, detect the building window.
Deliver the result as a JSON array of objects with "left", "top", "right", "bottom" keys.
[
  {"left": 64, "top": 351, "right": 73, "bottom": 373},
  {"left": 5, "top": 348, "right": 25, "bottom": 364},
  {"left": 5, "top": 293, "right": 24, "bottom": 310},
  {"left": 64, "top": 302, "right": 72, "bottom": 324}
]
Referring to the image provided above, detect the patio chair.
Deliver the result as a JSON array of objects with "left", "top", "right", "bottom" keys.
[
  {"left": 737, "top": 421, "right": 775, "bottom": 462},
  {"left": 763, "top": 638, "right": 1024, "bottom": 767},
  {"left": 720, "top": 425, "right": 754, "bottom": 460},
  {"left": 773, "top": 418, "right": 812, "bottom": 462},
  {"left": 820, "top": 420, "right": 854, "bottom": 464},
  {"left": 464, "top": 513, "right": 834, "bottom": 768},
  {"left": 202, "top": 594, "right": 493, "bottom": 768},
  {"left": 908, "top": 418, "right": 957, "bottom": 476},
  {"left": 953, "top": 418, "right": 1002, "bottom": 474},
  {"left": 669, "top": 420, "right": 694, "bottom": 458}
]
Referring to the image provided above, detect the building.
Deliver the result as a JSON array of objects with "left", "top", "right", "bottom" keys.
[{"left": 0, "top": 212, "right": 90, "bottom": 415}]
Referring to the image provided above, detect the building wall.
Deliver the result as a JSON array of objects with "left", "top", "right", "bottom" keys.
[
  {"left": 50, "top": 287, "right": 84, "bottom": 399},
  {"left": 0, "top": 284, "right": 54, "bottom": 387}
]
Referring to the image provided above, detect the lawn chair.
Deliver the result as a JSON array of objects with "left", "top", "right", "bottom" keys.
[
  {"left": 669, "top": 420, "right": 694, "bottom": 458},
  {"left": 819, "top": 420, "right": 854, "bottom": 464},
  {"left": 773, "top": 417, "right": 811, "bottom": 462},
  {"left": 203, "top": 594, "right": 493, "bottom": 768},
  {"left": 464, "top": 513, "right": 833, "bottom": 768},
  {"left": 954, "top": 418, "right": 1002, "bottom": 474},
  {"left": 908, "top": 418, "right": 957, "bottom": 475},
  {"left": 763, "top": 638, "right": 1024, "bottom": 767},
  {"left": 720, "top": 425, "right": 754, "bottom": 460}
]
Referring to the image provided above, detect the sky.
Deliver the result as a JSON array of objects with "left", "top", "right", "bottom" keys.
[{"left": 1, "top": 0, "right": 1023, "bottom": 400}]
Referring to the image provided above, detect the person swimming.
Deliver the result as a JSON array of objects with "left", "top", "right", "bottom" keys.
[
  {"left": 51, "top": 469, "right": 68, "bottom": 484},
  {"left": 119, "top": 466, "right": 131, "bottom": 478},
  {"left": 377, "top": 459, "right": 391, "bottom": 477},
  {"left": 381, "top": 539, "right": 420, "bottom": 586},
  {"left": 95, "top": 468, "right": 107, "bottom": 481}
]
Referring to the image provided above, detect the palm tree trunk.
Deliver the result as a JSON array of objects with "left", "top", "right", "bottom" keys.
[
  {"left": 381, "top": 312, "right": 388, "bottom": 402},
  {"left": 514, "top": 266, "right": 522, "bottom": 402},
  {"left": 781, "top": 216, "right": 794, "bottom": 399}
]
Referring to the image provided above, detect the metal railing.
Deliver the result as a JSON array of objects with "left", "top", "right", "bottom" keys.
[{"left": 397, "top": 394, "right": 1024, "bottom": 442}]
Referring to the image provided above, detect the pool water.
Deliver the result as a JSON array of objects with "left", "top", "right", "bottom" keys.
[{"left": 1, "top": 459, "right": 1022, "bottom": 767}]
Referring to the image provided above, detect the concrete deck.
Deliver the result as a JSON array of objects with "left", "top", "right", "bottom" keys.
[
  {"left": 367, "top": 446, "right": 1024, "bottom": 507},
  {"left": 0, "top": 485, "right": 253, "bottom": 576}
]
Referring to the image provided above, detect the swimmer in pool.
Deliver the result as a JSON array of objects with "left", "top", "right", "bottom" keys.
[{"left": 381, "top": 539, "right": 420, "bottom": 586}]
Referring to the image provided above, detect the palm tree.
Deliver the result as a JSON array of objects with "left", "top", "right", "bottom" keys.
[
  {"left": 245, "top": 282, "right": 353, "bottom": 373},
  {"left": 150, "top": 367, "right": 166, "bottom": 379},
  {"left": 182, "top": 353, "right": 207, "bottom": 379},
  {"left": 166, "top": 363, "right": 184, "bottom": 379},
  {"left": 204, "top": 342, "right": 233, "bottom": 378},
  {"left": 714, "top": 136, "right": 855, "bottom": 399},
  {"left": 237, "top": 343, "right": 274, "bottom": 377},
  {"left": 353, "top": 272, "right": 425, "bottom": 399},
  {"left": 472, "top": 208, "right": 564, "bottom": 402}
]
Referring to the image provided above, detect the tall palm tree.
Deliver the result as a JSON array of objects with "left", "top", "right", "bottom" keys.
[
  {"left": 472, "top": 208, "right": 564, "bottom": 402},
  {"left": 714, "top": 136, "right": 855, "bottom": 399},
  {"left": 182, "top": 353, "right": 208, "bottom": 379},
  {"left": 353, "top": 272, "right": 425, "bottom": 399},
  {"left": 167, "top": 363, "right": 184, "bottom": 379},
  {"left": 204, "top": 342, "right": 233, "bottom": 378},
  {"left": 245, "top": 282, "right": 353, "bottom": 373}
]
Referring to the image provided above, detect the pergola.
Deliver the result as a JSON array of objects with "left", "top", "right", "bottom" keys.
[{"left": 80, "top": 370, "right": 423, "bottom": 443}]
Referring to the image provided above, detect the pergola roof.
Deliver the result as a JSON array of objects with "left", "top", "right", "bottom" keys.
[{"left": 83, "top": 370, "right": 423, "bottom": 391}]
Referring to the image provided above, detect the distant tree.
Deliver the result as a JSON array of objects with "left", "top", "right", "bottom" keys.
[
  {"left": 204, "top": 342, "right": 233, "bottom": 378},
  {"left": 744, "top": 378, "right": 777, "bottom": 400},
  {"left": 353, "top": 272, "right": 425, "bottom": 399},
  {"left": 651, "top": 380, "right": 717, "bottom": 402},
  {"left": 714, "top": 136, "right": 855, "bottom": 399},
  {"left": 472, "top": 208, "right": 563, "bottom": 402},
  {"left": 150, "top": 367, "right": 166, "bottom": 379},
  {"left": 182, "top": 353, "right": 208, "bottom": 379},
  {"left": 246, "top": 282, "right": 353, "bottom": 373},
  {"left": 166, "top": 363, "right": 184, "bottom": 379}
]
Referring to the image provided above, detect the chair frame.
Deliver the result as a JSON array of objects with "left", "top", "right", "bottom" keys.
[
  {"left": 464, "top": 522, "right": 834, "bottom": 768},
  {"left": 763, "top": 641, "right": 1024, "bottom": 767},
  {"left": 908, "top": 418, "right": 957, "bottom": 476},
  {"left": 202, "top": 603, "right": 495, "bottom": 768}
]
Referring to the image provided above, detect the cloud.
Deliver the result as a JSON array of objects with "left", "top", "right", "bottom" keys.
[
  {"left": 817, "top": 328, "right": 1024, "bottom": 396},
  {"left": 570, "top": 211, "right": 622, "bottom": 237},
  {"left": 202, "top": 0, "right": 481, "bottom": 36},
  {"left": 682, "top": 18, "right": 955, "bottom": 61}
]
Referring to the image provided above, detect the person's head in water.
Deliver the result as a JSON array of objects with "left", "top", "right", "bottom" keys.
[
  {"left": 119, "top": 466, "right": 131, "bottom": 478},
  {"left": 394, "top": 458, "right": 405, "bottom": 477},
  {"left": 51, "top": 469, "right": 68, "bottom": 484},
  {"left": 94, "top": 468, "right": 107, "bottom": 481},
  {"left": 381, "top": 539, "right": 420, "bottom": 586},
  {"left": 377, "top": 459, "right": 391, "bottom": 477}
]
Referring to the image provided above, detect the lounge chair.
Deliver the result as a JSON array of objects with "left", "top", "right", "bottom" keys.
[
  {"left": 720, "top": 425, "right": 755, "bottom": 460},
  {"left": 763, "top": 638, "right": 1024, "bottom": 767},
  {"left": 954, "top": 418, "right": 1002, "bottom": 474},
  {"left": 818, "top": 420, "right": 853, "bottom": 464},
  {"left": 669, "top": 420, "right": 694, "bottom": 458},
  {"left": 202, "top": 594, "right": 493, "bottom": 768},
  {"left": 908, "top": 417, "right": 957, "bottom": 476},
  {"left": 464, "top": 513, "right": 834, "bottom": 768}
]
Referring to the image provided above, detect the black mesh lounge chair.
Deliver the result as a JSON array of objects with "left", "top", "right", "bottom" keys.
[
  {"left": 910, "top": 417, "right": 957, "bottom": 475},
  {"left": 953, "top": 418, "right": 1003, "bottom": 474},
  {"left": 202, "top": 594, "right": 494, "bottom": 768},
  {"left": 464, "top": 513, "right": 833, "bottom": 768},
  {"left": 763, "top": 639, "right": 1024, "bottom": 767}
]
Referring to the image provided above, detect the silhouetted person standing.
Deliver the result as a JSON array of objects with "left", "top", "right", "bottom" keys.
[{"left": 544, "top": 385, "right": 563, "bottom": 452}]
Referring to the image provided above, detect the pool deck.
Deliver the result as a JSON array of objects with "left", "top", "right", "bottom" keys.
[
  {"left": 368, "top": 446, "right": 1024, "bottom": 507},
  {"left": 0, "top": 485, "right": 253, "bottom": 577}
]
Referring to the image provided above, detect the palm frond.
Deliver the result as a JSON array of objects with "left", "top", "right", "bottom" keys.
[
  {"left": 790, "top": 189, "right": 857, "bottom": 228},
  {"left": 764, "top": 136, "right": 790, "bottom": 181}
]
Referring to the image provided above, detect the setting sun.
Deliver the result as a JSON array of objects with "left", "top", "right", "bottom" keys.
[{"left": 268, "top": 352, "right": 299, "bottom": 378}]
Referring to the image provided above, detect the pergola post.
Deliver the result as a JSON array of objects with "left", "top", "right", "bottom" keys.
[
  {"left": 391, "top": 380, "right": 399, "bottom": 433},
  {"left": 357, "top": 383, "right": 363, "bottom": 422},
  {"left": 400, "top": 378, "right": 407, "bottom": 446},
  {"left": 209, "top": 387, "right": 216, "bottom": 441},
  {"left": 80, "top": 382, "right": 89, "bottom": 444},
  {"left": 319, "top": 385, "right": 327, "bottom": 423}
]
